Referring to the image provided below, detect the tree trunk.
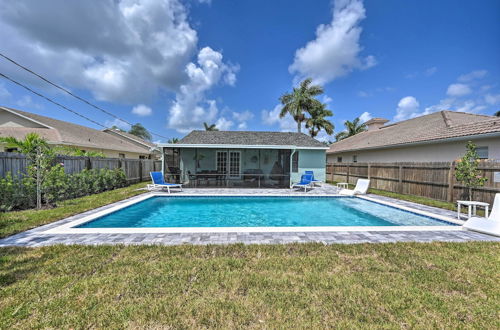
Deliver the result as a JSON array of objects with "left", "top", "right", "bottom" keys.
[
  {"left": 36, "top": 148, "right": 42, "bottom": 210},
  {"left": 468, "top": 187, "right": 473, "bottom": 201},
  {"left": 297, "top": 120, "right": 301, "bottom": 133}
]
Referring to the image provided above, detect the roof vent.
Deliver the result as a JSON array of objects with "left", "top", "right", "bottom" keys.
[{"left": 364, "top": 118, "right": 389, "bottom": 131}]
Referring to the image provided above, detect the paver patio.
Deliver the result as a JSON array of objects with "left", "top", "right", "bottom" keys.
[{"left": 1, "top": 185, "right": 498, "bottom": 246}]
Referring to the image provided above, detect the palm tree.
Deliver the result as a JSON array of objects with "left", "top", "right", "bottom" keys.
[
  {"left": 305, "top": 102, "right": 334, "bottom": 138},
  {"left": 128, "top": 123, "right": 152, "bottom": 141},
  {"left": 203, "top": 122, "right": 219, "bottom": 131},
  {"left": 167, "top": 138, "right": 179, "bottom": 144},
  {"left": 334, "top": 117, "right": 367, "bottom": 141},
  {"left": 279, "top": 78, "right": 324, "bottom": 133}
]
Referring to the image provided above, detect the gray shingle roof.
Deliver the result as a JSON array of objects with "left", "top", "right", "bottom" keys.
[
  {"left": 328, "top": 111, "right": 499, "bottom": 153},
  {"left": 179, "top": 130, "right": 326, "bottom": 148},
  {"left": 0, "top": 107, "right": 154, "bottom": 154}
]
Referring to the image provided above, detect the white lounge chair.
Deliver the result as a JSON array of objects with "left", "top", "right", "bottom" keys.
[
  {"left": 463, "top": 193, "right": 500, "bottom": 237},
  {"left": 339, "top": 179, "right": 370, "bottom": 196}
]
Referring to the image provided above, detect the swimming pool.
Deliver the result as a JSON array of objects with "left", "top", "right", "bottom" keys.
[{"left": 75, "top": 196, "right": 455, "bottom": 228}]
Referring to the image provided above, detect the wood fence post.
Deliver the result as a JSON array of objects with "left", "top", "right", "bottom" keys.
[
  {"left": 346, "top": 164, "right": 350, "bottom": 184},
  {"left": 398, "top": 165, "right": 403, "bottom": 194},
  {"left": 447, "top": 161, "right": 455, "bottom": 202},
  {"left": 367, "top": 163, "right": 371, "bottom": 180},
  {"left": 331, "top": 164, "right": 334, "bottom": 182},
  {"left": 139, "top": 160, "right": 143, "bottom": 182}
]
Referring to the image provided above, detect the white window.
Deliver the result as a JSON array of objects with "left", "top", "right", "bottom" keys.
[
  {"left": 352, "top": 155, "right": 358, "bottom": 163},
  {"left": 337, "top": 157, "right": 342, "bottom": 163},
  {"left": 216, "top": 151, "right": 227, "bottom": 173},
  {"left": 229, "top": 151, "right": 241, "bottom": 178},
  {"left": 476, "top": 147, "right": 488, "bottom": 159},
  {"left": 292, "top": 151, "right": 299, "bottom": 173},
  {"left": 216, "top": 150, "right": 240, "bottom": 178},
  {"left": 119, "top": 153, "right": 125, "bottom": 159}
]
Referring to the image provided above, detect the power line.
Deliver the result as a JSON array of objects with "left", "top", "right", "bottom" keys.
[
  {"left": 0, "top": 72, "right": 107, "bottom": 129},
  {"left": 0, "top": 52, "right": 168, "bottom": 139}
]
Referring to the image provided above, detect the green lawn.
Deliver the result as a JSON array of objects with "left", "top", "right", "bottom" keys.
[
  {"left": 0, "top": 183, "right": 147, "bottom": 239},
  {"left": 1, "top": 242, "right": 499, "bottom": 328}
]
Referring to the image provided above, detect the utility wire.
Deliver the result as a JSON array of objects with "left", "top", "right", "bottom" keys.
[
  {"left": 0, "top": 52, "right": 168, "bottom": 139},
  {"left": 0, "top": 72, "right": 107, "bottom": 129}
]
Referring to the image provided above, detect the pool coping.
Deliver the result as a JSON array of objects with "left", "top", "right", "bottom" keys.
[{"left": 42, "top": 192, "right": 465, "bottom": 235}]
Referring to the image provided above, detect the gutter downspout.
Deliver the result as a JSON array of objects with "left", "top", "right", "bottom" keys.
[{"left": 160, "top": 146, "right": 165, "bottom": 177}]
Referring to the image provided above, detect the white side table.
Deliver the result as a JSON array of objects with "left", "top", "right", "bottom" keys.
[
  {"left": 457, "top": 200, "right": 489, "bottom": 220},
  {"left": 337, "top": 182, "right": 349, "bottom": 189}
]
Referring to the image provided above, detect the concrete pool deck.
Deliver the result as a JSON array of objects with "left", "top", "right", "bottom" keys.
[{"left": 0, "top": 185, "right": 498, "bottom": 246}]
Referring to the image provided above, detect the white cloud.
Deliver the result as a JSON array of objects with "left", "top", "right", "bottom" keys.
[
  {"left": 261, "top": 104, "right": 299, "bottom": 132},
  {"left": 359, "top": 111, "right": 372, "bottom": 123},
  {"left": 131, "top": 104, "right": 152, "bottom": 116},
  {"left": 0, "top": 83, "right": 11, "bottom": 99},
  {"left": 16, "top": 95, "right": 42, "bottom": 109},
  {"left": 322, "top": 95, "right": 333, "bottom": 104},
  {"left": 394, "top": 96, "right": 420, "bottom": 121},
  {"left": 394, "top": 70, "right": 497, "bottom": 121},
  {"left": 232, "top": 110, "right": 254, "bottom": 122},
  {"left": 0, "top": 0, "right": 201, "bottom": 103},
  {"left": 167, "top": 47, "right": 238, "bottom": 133},
  {"left": 446, "top": 83, "right": 471, "bottom": 97},
  {"left": 231, "top": 110, "right": 253, "bottom": 130},
  {"left": 215, "top": 117, "right": 233, "bottom": 131},
  {"left": 485, "top": 94, "right": 500, "bottom": 106},
  {"left": 315, "top": 130, "right": 333, "bottom": 143},
  {"left": 289, "top": 0, "right": 374, "bottom": 84},
  {"left": 458, "top": 70, "right": 487, "bottom": 82},
  {"left": 105, "top": 118, "right": 131, "bottom": 131}
]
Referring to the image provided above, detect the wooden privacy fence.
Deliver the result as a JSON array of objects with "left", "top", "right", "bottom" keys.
[
  {"left": 0, "top": 152, "right": 161, "bottom": 183},
  {"left": 326, "top": 161, "right": 500, "bottom": 205}
]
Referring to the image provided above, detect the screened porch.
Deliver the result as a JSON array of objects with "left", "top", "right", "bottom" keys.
[{"left": 162, "top": 147, "right": 294, "bottom": 188}]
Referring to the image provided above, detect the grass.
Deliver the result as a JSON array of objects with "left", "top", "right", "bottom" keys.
[
  {"left": 0, "top": 183, "right": 147, "bottom": 239},
  {"left": 1, "top": 242, "right": 499, "bottom": 328}
]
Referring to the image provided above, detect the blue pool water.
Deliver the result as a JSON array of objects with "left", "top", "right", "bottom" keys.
[{"left": 76, "top": 196, "right": 453, "bottom": 228}]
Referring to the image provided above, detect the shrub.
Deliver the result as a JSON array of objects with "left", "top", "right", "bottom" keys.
[
  {"left": 0, "top": 173, "right": 35, "bottom": 211},
  {"left": 1, "top": 167, "right": 129, "bottom": 211}
]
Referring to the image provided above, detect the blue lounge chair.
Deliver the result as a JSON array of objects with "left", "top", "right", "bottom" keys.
[
  {"left": 291, "top": 174, "right": 313, "bottom": 192},
  {"left": 305, "top": 170, "right": 321, "bottom": 186},
  {"left": 148, "top": 172, "right": 183, "bottom": 193}
]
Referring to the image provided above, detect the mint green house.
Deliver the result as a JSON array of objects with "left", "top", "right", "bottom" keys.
[{"left": 158, "top": 131, "right": 328, "bottom": 188}]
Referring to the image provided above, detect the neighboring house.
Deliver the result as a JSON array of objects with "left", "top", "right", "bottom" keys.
[
  {"left": 327, "top": 111, "right": 500, "bottom": 163},
  {"left": 0, "top": 106, "right": 157, "bottom": 159},
  {"left": 102, "top": 128, "right": 160, "bottom": 159},
  {"left": 157, "top": 130, "right": 328, "bottom": 188}
]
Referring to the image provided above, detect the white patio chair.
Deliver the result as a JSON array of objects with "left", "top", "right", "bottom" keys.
[{"left": 463, "top": 193, "right": 500, "bottom": 237}]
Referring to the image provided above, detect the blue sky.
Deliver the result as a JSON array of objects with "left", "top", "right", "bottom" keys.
[{"left": 0, "top": 0, "right": 499, "bottom": 142}]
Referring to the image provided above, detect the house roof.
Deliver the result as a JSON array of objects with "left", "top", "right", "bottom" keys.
[
  {"left": 173, "top": 130, "right": 327, "bottom": 149},
  {"left": 328, "top": 111, "right": 500, "bottom": 154},
  {"left": 102, "top": 128, "right": 156, "bottom": 148},
  {"left": 0, "top": 107, "right": 154, "bottom": 154}
]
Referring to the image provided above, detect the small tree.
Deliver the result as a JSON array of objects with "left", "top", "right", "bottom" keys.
[
  {"left": 0, "top": 133, "right": 54, "bottom": 209},
  {"left": 455, "top": 141, "right": 487, "bottom": 201}
]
